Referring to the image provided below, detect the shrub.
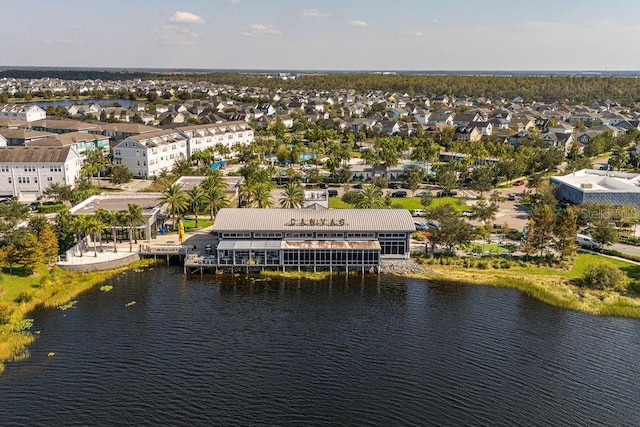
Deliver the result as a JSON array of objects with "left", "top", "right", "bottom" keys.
[
  {"left": 14, "top": 292, "right": 33, "bottom": 304},
  {"left": 37, "top": 203, "right": 66, "bottom": 214},
  {"left": 477, "top": 260, "right": 489, "bottom": 269},
  {"left": 0, "top": 303, "right": 12, "bottom": 325},
  {"left": 580, "top": 264, "right": 627, "bottom": 292}
]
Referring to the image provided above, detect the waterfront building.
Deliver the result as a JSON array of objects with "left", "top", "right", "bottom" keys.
[
  {"left": 209, "top": 208, "right": 415, "bottom": 272},
  {"left": 69, "top": 192, "right": 167, "bottom": 242},
  {"left": 0, "top": 146, "right": 82, "bottom": 199},
  {"left": 551, "top": 168, "right": 640, "bottom": 205}
]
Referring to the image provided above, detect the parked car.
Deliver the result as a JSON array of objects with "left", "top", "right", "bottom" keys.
[
  {"left": 513, "top": 180, "right": 525, "bottom": 186},
  {"left": 412, "top": 209, "right": 426, "bottom": 217},
  {"left": 507, "top": 193, "right": 516, "bottom": 201},
  {"left": 328, "top": 189, "right": 338, "bottom": 197},
  {"left": 388, "top": 182, "right": 401, "bottom": 189},
  {"left": 436, "top": 190, "right": 458, "bottom": 197},
  {"left": 318, "top": 183, "right": 328, "bottom": 189},
  {"left": 460, "top": 210, "right": 474, "bottom": 217},
  {"left": 599, "top": 164, "right": 613, "bottom": 171},
  {"left": 414, "top": 222, "right": 429, "bottom": 231},
  {"left": 353, "top": 183, "right": 363, "bottom": 189},
  {"left": 391, "top": 190, "right": 407, "bottom": 197}
]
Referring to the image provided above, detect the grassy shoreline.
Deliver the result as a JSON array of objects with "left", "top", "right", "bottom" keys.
[
  {"left": 0, "top": 260, "right": 154, "bottom": 374},
  {"left": 415, "top": 265, "right": 640, "bottom": 319}
]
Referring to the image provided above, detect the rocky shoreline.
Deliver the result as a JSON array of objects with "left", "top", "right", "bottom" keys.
[{"left": 380, "top": 259, "right": 433, "bottom": 275}]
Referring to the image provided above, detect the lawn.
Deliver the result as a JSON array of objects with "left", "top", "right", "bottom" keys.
[
  {"left": 181, "top": 218, "right": 213, "bottom": 231},
  {"left": 329, "top": 196, "right": 468, "bottom": 212}
]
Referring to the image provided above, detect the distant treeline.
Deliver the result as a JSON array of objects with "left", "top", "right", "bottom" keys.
[
  {"left": 3, "top": 69, "right": 640, "bottom": 105},
  {"left": 0, "top": 69, "right": 150, "bottom": 81}
]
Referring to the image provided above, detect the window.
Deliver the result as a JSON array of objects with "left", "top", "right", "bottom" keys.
[
  {"left": 253, "top": 232, "right": 282, "bottom": 238},
  {"left": 47, "top": 176, "right": 53, "bottom": 181}
]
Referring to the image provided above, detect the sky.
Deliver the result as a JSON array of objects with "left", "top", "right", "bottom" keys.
[{"left": 3, "top": 0, "right": 640, "bottom": 71}]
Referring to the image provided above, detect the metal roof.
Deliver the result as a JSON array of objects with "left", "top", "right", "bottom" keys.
[
  {"left": 213, "top": 208, "right": 415, "bottom": 233},
  {"left": 217, "top": 240, "right": 282, "bottom": 251}
]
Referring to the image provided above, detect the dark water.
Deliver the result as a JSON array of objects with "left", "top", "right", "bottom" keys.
[{"left": 1, "top": 268, "right": 639, "bottom": 426}]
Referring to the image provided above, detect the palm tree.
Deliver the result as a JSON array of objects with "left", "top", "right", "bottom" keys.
[
  {"left": 161, "top": 183, "right": 188, "bottom": 219},
  {"left": 72, "top": 214, "right": 89, "bottom": 257},
  {"left": 84, "top": 215, "right": 104, "bottom": 257},
  {"left": 279, "top": 182, "right": 304, "bottom": 209},
  {"left": 203, "top": 169, "right": 226, "bottom": 191},
  {"left": 204, "top": 186, "right": 229, "bottom": 219},
  {"left": 354, "top": 185, "right": 386, "bottom": 209},
  {"left": 252, "top": 183, "right": 274, "bottom": 208},
  {"left": 125, "top": 203, "right": 144, "bottom": 252},
  {"left": 186, "top": 186, "right": 207, "bottom": 228}
]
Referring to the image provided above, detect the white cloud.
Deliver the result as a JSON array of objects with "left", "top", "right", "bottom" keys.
[
  {"left": 241, "top": 24, "right": 282, "bottom": 36},
  {"left": 168, "top": 11, "right": 205, "bottom": 24},
  {"left": 350, "top": 20, "right": 368, "bottom": 28},
  {"left": 155, "top": 25, "right": 200, "bottom": 45},
  {"left": 303, "top": 9, "right": 332, "bottom": 18},
  {"left": 229, "top": 0, "right": 240, "bottom": 3}
]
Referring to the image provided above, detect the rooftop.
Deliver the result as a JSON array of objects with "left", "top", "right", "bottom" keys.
[
  {"left": 69, "top": 192, "right": 165, "bottom": 218},
  {"left": 213, "top": 208, "right": 415, "bottom": 232},
  {"left": 551, "top": 169, "right": 640, "bottom": 193}
]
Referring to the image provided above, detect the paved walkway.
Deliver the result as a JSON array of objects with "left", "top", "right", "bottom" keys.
[{"left": 57, "top": 225, "right": 216, "bottom": 267}]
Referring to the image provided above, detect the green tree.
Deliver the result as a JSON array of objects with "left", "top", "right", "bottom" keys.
[
  {"left": 591, "top": 219, "right": 618, "bottom": 248},
  {"left": 472, "top": 199, "right": 499, "bottom": 230},
  {"left": 110, "top": 164, "right": 133, "bottom": 185},
  {"left": 353, "top": 185, "right": 386, "bottom": 209},
  {"left": 524, "top": 204, "right": 556, "bottom": 258},
  {"left": 251, "top": 183, "right": 274, "bottom": 208},
  {"left": 38, "top": 223, "right": 59, "bottom": 264},
  {"left": 580, "top": 264, "right": 626, "bottom": 292},
  {"left": 426, "top": 204, "right": 475, "bottom": 251},
  {"left": 161, "top": 183, "right": 188, "bottom": 219},
  {"left": 279, "top": 182, "right": 305, "bottom": 209},
  {"left": 125, "top": 203, "right": 144, "bottom": 252},
  {"left": 404, "top": 166, "right": 426, "bottom": 196},
  {"left": 204, "top": 187, "right": 229, "bottom": 219},
  {"left": 554, "top": 207, "right": 578, "bottom": 260},
  {"left": 420, "top": 191, "right": 434, "bottom": 209},
  {"left": 17, "top": 233, "right": 44, "bottom": 274},
  {"left": 608, "top": 145, "right": 629, "bottom": 171},
  {"left": 469, "top": 166, "right": 494, "bottom": 196},
  {"left": 436, "top": 167, "right": 458, "bottom": 191},
  {"left": 186, "top": 186, "right": 207, "bottom": 228},
  {"left": 84, "top": 215, "right": 104, "bottom": 257}
]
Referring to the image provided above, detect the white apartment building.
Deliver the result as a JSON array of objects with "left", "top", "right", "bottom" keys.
[
  {"left": 0, "top": 146, "right": 82, "bottom": 199},
  {"left": 113, "top": 122, "right": 254, "bottom": 178},
  {"left": 0, "top": 104, "right": 47, "bottom": 122},
  {"left": 112, "top": 129, "right": 188, "bottom": 178},
  {"left": 177, "top": 121, "right": 254, "bottom": 157}
]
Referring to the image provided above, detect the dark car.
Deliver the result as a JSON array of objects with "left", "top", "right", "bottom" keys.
[
  {"left": 436, "top": 190, "right": 458, "bottom": 197},
  {"left": 353, "top": 183, "right": 363, "bottom": 189},
  {"left": 391, "top": 190, "right": 407, "bottom": 198},
  {"left": 388, "top": 182, "right": 401, "bottom": 189},
  {"left": 327, "top": 189, "right": 338, "bottom": 197},
  {"left": 318, "top": 183, "right": 328, "bottom": 189}
]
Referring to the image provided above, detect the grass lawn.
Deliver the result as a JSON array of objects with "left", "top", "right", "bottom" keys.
[
  {"left": 181, "top": 218, "right": 213, "bottom": 231},
  {"left": 329, "top": 196, "right": 468, "bottom": 212}
]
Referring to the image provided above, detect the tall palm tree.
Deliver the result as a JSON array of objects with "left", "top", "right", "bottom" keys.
[
  {"left": 125, "top": 203, "right": 144, "bottom": 252},
  {"left": 203, "top": 169, "right": 226, "bottom": 191},
  {"left": 252, "top": 183, "right": 274, "bottom": 208},
  {"left": 279, "top": 182, "right": 305, "bottom": 209},
  {"left": 186, "top": 186, "right": 207, "bottom": 228},
  {"left": 204, "top": 186, "right": 229, "bottom": 219},
  {"left": 72, "top": 214, "right": 89, "bottom": 257},
  {"left": 161, "top": 183, "right": 188, "bottom": 219},
  {"left": 84, "top": 215, "right": 104, "bottom": 257},
  {"left": 353, "top": 185, "right": 386, "bottom": 209}
]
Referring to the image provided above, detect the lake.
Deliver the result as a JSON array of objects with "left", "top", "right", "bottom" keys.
[{"left": 1, "top": 267, "right": 639, "bottom": 426}]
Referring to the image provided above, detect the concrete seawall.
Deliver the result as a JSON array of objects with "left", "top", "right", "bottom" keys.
[{"left": 58, "top": 253, "right": 141, "bottom": 273}]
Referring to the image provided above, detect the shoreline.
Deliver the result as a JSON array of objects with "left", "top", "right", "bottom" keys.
[
  {"left": 416, "top": 266, "right": 640, "bottom": 319},
  {"left": 0, "top": 259, "right": 154, "bottom": 374},
  {"left": 3, "top": 257, "right": 639, "bottom": 375}
]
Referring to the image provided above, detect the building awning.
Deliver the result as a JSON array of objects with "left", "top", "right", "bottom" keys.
[
  {"left": 280, "top": 240, "right": 381, "bottom": 250},
  {"left": 217, "top": 240, "right": 282, "bottom": 251},
  {"left": 217, "top": 240, "right": 381, "bottom": 251}
]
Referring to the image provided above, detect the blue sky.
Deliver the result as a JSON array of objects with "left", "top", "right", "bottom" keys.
[{"left": 3, "top": 0, "right": 640, "bottom": 70}]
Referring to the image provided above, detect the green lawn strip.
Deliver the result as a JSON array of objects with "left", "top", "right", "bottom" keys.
[
  {"left": 181, "top": 219, "right": 213, "bottom": 230},
  {"left": 329, "top": 196, "right": 468, "bottom": 212}
]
